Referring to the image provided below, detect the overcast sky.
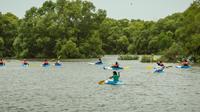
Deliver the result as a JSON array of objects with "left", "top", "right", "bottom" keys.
[{"left": 0, "top": 0, "right": 194, "bottom": 21}]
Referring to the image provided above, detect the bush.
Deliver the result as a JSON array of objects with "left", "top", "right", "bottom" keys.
[
  {"left": 140, "top": 55, "right": 159, "bottom": 63},
  {"left": 118, "top": 55, "right": 139, "bottom": 60},
  {"left": 191, "top": 55, "right": 200, "bottom": 63},
  {"left": 161, "top": 43, "right": 186, "bottom": 62},
  {"left": 196, "top": 56, "right": 200, "bottom": 63},
  {"left": 141, "top": 55, "right": 153, "bottom": 62}
]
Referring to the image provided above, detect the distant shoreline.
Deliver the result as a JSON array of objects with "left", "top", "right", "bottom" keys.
[
  {"left": 3, "top": 58, "right": 99, "bottom": 62},
  {"left": 2, "top": 55, "right": 200, "bottom": 65}
]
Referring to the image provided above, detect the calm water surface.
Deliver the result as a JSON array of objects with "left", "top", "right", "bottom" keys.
[{"left": 0, "top": 55, "right": 200, "bottom": 112}]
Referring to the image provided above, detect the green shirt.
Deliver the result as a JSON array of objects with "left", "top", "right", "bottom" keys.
[{"left": 112, "top": 75, "right": 120, "bottom": 82}]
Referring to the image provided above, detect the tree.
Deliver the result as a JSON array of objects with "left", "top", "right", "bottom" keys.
[
  {"left": 14, "top": 0, "right": 106, "bottom": 58},
  {"left": 162, "top": 43, "right": 186, "bottom": 62},
  {"left": 0, "top": 12, "right": 18, "bottom": 57},
  {"left": 116, "top": 35, "right": 129, "bottom": 54},
  {"left": 0, "top": 37, "right": 4, "bottom": 57},
  {"left": 58, "top": 40, "right": 80, "bottom": 58}
]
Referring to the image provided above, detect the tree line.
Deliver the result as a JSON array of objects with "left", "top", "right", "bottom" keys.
[{"left": 0, "top": 0, "right": 199, "bottom": 62}]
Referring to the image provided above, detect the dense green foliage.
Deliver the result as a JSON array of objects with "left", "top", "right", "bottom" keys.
[
  {"left": 160, "top": 43, "right": 186, "bottom": 62},
  {"left": 0, "top": 12, "right": 18, "bottom": 57},
  {"left": 13, "top": 0, "right": 106, "bottom": 58},
  {"left": 118, "top": 55, "right": 139, "bottom": 60},
  {"left": 141, "top": 55, "right": 153, "bottom": 63},
  {"left": 0, "top": 0, "right": 199, "bottom": 62}
]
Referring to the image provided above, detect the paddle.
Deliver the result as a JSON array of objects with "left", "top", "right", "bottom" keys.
[
  {"left": 146, "top": 66, "right": 154, "bottom": 70},
  {"left": 123, "top": 66, "right": 129, "bottom": 69},
  {"left": 50, "top": 59, "right": 55, "bottom": 61},
  {"left": 58, "top": 56, "right": 61, "bottom": 60},
  {"left": 146, "top": 65, "right": 172, "bottom": 70},
  {"left": 98, "top": 80, "right": 105, "bottom": 85},
  {"left": 165, "top": 66, "right": 172, "bottom": 68}
]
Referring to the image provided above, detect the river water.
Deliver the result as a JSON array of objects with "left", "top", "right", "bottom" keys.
[{"left": 0, "top": 55, "right": 200, "bottom": 112}]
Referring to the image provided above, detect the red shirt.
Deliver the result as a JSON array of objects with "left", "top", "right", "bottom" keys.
[{"left": 44, "top": 61, "right": 49, "bottom": 64}]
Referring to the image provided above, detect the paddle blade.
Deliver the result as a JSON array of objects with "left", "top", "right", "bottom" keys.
[
  {"left": 122, "top": 66, "right": 129, "bottom": 70},
  {"left": 146, "top": 66, "right": 153, "bottom": 70},
  {"left": 166, "top": 66, "right": 172, "bottom": 68},
  {"left": 98, "top": 80, "right": 105, "bottom": 85}
]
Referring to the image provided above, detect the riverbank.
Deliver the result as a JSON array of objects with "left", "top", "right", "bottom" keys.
[{"left": 2, "top": 54, "right": 200, "bottom": 64}]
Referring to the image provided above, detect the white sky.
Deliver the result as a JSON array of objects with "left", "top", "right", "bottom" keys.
[{"left": 0, "top": 0, "right": 194, "bottom": 21}]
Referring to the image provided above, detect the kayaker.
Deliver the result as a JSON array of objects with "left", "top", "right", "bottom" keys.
[
  {"left": 156, "top": 61, "right": 165, "bottom": 70},
  {"left": 182, "top": 59, "right": 189, "bottom": 66},
  {"left": 0, "top": 59, "right": 5, "bottom": 65},
  {"left": 112, "top": 62, "right": 119, "bottom": 68},
  {"left": 22, "top": 59, "right": 29, "bottom": 65},
  {"left": 95, "top": 58, "right": 103, "bottom": 64},
  {"left": 109, "top": 71, "right": 120, "bottom": 82},
  {"left": 43, "top": 59, "right": 49, "bottom": 66},
  {"left": 55, "top": 60, "right": 61, "bottom": 65},
  {"left": 157, "top": 61, "right": 165, "bottom": 67}
]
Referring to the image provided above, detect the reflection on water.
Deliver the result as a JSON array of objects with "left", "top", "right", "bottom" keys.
[{"left": 0, "top": 55, "right": 200, "bottom": 112}]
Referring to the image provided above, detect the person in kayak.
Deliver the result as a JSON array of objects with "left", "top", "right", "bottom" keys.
[
  {"left": 0, "top": 59, "right": 5, "bottom": 65},
  {"left": 95, "top": 58, "right": 103, "bottom": 64},
  {"left": 43, "top": 59, "right": 49, "bottom": 66},
  {"left": 54, "top": 60, "right": 61, "bottom": 66},
  {"left": 156, "top": 61, "right": 165, "bottom": 70},
  {"left": 112, "top": 62, "right": 119, "bottom": 68},
  {"left": 22, "top": 59, "right": 29, "bottom": 65},
  {"left": 157, "top": 61, "right": 165, "bottom": 67},
  {"left": 182, "top": 59, "right": 189, "bottom": 66},
  {"left": 109, "top": 71, "right": 120, "bottom": 82}
]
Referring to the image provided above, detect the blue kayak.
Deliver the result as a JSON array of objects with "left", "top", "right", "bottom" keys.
[
  {"left": 22, "top": 64, "right": 29, "bottom": 67},
  {"left": 42, "top": 64, "right": 50, "bottom": 67},
  {"left": 154, "top": 69, "right": 164, "bottom": 73},
  {"left": 95, "top": 62, "right": 103, "bottom": 65},
  {"left": 105, "top": 79, "right": 123, "bottom": 85},
  {"left": 103, "top": 66, "right": 123, "bottom": 70},
  {"left": 112, "top": 66, "right": 123, "bottom": 70},
  {"left": 54, "top": 63, "right": 62, "bottom": 66},
  {"left": 176, "top": 66, "right": 191, "bottom": 69},
  {"left": 89, "top": 62, "right": 103, "bottom": 65},
  {"left": 0, "top": 64, "right": 5, "bottom": 67}
]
